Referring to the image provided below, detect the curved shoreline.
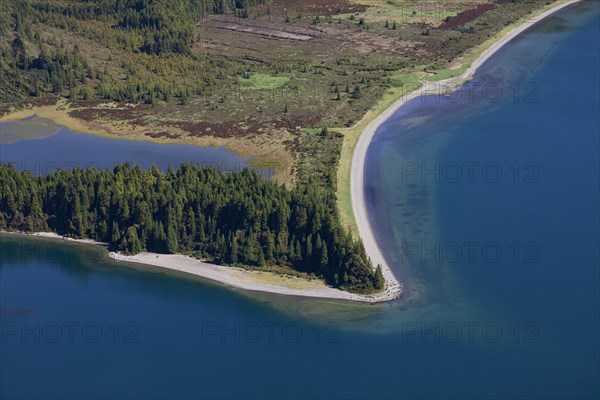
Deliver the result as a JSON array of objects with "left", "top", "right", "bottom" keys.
[
  {"left": 0, "top": 231, "right": 392, "bottom": 303},
  {"left": 349, "top": 0, "right": 582, "bottom": 296},
  {"left": 0, "top": 1, "right": 581, "bottom": 305}
]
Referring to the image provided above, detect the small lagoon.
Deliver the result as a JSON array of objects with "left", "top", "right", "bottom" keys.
[{"left": 0, "top": 117, "right": 256, "bottom": 176}]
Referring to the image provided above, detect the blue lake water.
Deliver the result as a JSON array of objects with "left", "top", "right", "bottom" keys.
[
  {"left": 1, "top": 2, "right": 599, "bottom": 399},
  {"left": 0, "top": 118, "right": 253, "bottom": 175}
]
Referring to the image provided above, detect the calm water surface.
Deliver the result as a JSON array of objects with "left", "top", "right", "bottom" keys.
[
  {"left": 1, "top": 2, "right": 599, "bottom": 399},
  {"left": 0, "top": 117, "right": 254, "bottom": 175}
]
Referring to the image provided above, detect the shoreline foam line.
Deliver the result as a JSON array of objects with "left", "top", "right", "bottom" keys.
[{"left": 349, "top": 0, "right": 582, "bottom": 298}]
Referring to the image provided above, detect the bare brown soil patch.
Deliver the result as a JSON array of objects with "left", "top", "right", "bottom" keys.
[{"left": 439, "top": 0, "right": 513, "bottom": 30}]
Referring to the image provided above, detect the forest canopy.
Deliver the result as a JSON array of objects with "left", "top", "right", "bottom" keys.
[
  {"left": 12, "top": 0, "right": 269, "bottom": 55},
  {"left": 0, "top": 0, "right": 270, "bottom": 102}
]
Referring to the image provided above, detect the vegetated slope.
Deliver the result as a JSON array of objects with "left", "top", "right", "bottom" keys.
[{"left": 0, "top": 0, "right": 269, "bottom": 100}]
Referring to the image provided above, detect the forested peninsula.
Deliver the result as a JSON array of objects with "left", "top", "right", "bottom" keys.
[
  {"left": 0, "top": 164, "right": 384, "bottom": 294},
  {"left": 0, "top": 0, "right": 560, "bottom": 298}
]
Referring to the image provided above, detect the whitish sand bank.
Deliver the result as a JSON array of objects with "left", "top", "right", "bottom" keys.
[{"left": 1, "top": 231, "right": 398, "bottom": 303}]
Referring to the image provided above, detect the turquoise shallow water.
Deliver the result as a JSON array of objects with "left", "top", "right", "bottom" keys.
[{"left": 1, "top": 2, "right": 599, "bottom": 399}]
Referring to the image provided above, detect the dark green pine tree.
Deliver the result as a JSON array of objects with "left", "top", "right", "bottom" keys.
[
  {"left": 111, "top": 221, "right": 121, "bottom": 246},
  {"left": 374, "top": 265, "right": 385, "bottom": 290},
  {"left": 320, "top": 243, "right": 328, "bottom": 268},
  {"left": 257, "top": 246, "right": 266, "bottom": 267},
  {"left": 229, "top": 233, "right": 238, "bottom": 264},
  {"left": 166, "top": 222, "right": 178, "bottom": 254},
  {"left": 125, "top": 226, "right": 143, "bottom": 254}
]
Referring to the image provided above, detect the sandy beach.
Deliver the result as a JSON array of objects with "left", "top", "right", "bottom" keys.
[
  {"left": 0, "top": 231, "right": 397, "bottom": 303},
  {"left": 349, "top": 0, "right": 582, "bottom": 298}
]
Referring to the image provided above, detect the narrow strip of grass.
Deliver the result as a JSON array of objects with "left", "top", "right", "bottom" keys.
[{"left": 335, "top": 72, "right": 422, "bottom": 236}]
